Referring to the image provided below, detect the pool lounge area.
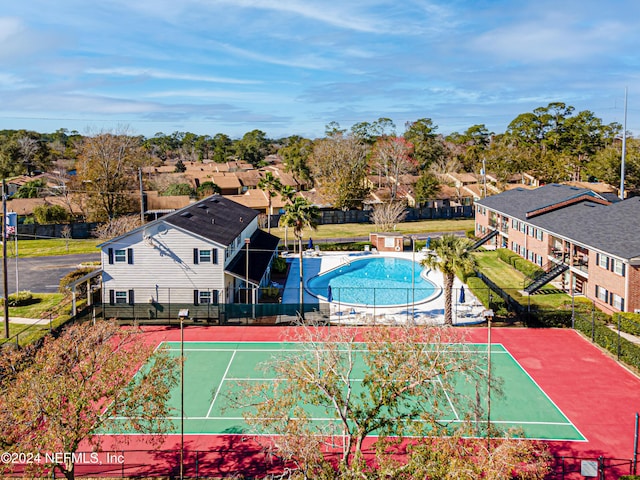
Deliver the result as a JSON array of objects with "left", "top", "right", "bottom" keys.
[{"left": 281, "top": 251, "right": 486, "bottom": 326}]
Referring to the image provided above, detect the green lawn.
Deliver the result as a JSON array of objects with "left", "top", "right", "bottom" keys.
[
  {"left": 8, "top": 219, "right": 473, "bottom": 256},
  {"left": 8, "top": 293, "right": 67, "bottom": 318},
  {"left": 272, "top": 218, "right": 475, "bottom": 241},
  {"left": 7, "top": 238, "right": 100, "bottom": 257},
  {"left": 473, "top": 251, "right": 572, "bottom": 309}
]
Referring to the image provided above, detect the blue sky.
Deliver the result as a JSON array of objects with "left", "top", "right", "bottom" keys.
[{"left": 1, "top": 0, "right": 639, "bottom": 139}]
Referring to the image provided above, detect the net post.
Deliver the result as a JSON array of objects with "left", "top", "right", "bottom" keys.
[{"left": 633, "top": 412, "right": 639, "bottom": 474}]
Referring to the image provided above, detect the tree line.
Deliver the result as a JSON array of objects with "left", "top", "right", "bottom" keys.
[{"left": 1, "top": 101, "right": 638, "bottom": 221}]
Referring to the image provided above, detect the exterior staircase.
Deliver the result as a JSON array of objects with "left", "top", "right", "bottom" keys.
[
  {"left": 470, "top": 229, "right": 499, "bottom": 250},
  {"left": 524, "top": 262, "right": 569, "bottom": 294}
]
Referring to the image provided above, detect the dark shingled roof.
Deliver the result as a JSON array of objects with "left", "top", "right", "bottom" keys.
[
  {"left": 476, "top": 184, "right": 601, "bottom": 220},
  {"left": 163, "top": 194, "right": 259, "bottom": 246},
  {"left": 528, "top": 197, "right": 640, "bottom": 260},
  {"left": 225, "top": 229, "right": 281, "bottom": 285}
]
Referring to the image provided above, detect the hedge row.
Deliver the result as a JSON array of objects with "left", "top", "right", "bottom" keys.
[
  {"left": 495, "top": 248, "right": 544, "bottom": 280},
  {"left": 618, "top": 313, "right": 640, "bottom": 337},
  {"left": 574, "top": 314, "right": 640, "bottom": 371},
  {"left": 465, "top": 276, "right": 508, "bottom": 316}
]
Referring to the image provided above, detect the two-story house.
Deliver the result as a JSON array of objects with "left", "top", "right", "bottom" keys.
[
  {"left": 475, "top": 184, "right": 640, "bottom": 314},
  {"left": 100, "top": 194, "right": 280, "bottom": 321}
]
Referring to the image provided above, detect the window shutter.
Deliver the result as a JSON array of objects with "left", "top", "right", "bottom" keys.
[
  {"left": 213, "top": 290, "right": 219, "bottom": 304},
  {"left": 212, "top": 248, "right": 218, "bottom": 265},
  {"left": 109, "top": 289, "right": 115, "bottom": 305},
  {"left": 108, "top": 248, "right": 114, "bottom": 264},
  {"left": 622, "top": 263, "right": 626, "bottom": 276},
  {"left": 193, "top": 290, "right": 199, "bottom": 305},
  {"left": 193, "top": 248, "right": 199, "bottom": 264},
  {"left": 128, "top": 289, "right": 135, "bottom": 305},
  {"left": 127, "top": 248, "right": 134, "bottom": 264}
]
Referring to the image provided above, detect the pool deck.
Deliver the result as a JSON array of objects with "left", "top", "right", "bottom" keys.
[{"left": 281, "top": 250, "right": 487, "bottom": 326}]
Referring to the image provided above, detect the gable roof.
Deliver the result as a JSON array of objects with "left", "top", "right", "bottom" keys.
[
  {"left": 527, "top": 197, "right": 640, "bottom": 260},
  {"left": 162, "top": 194, "right": 259, "bottom": 246},
  {"left": 225, "top": 229, "right": 281, "bottom": 285},
  {"left": 475, "top": 184, "right": 605, "bottom": 220}
]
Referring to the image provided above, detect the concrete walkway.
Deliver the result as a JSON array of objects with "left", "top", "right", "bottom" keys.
[
  {"left": 607, "top": 325, "right": 640, "bottom": 345},
  {"left": 7, "top": 317, "right": 50, "bottom": 325}
]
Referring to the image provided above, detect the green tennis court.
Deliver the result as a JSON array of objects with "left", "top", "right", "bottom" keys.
[{"left": 111, "top": 341, "right": 585, "bottom": 441}]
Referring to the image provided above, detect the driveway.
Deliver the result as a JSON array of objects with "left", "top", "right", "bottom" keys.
[{"left": 0, "top": 253, "right": 101, "bottom": 296}]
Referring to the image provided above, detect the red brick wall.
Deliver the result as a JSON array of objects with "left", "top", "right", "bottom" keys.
[
  {"left": 588, "top": 253, "right": 628, "bottom": 314},
  {"left": 628, "top": 265, "right": 640, "bottom": 313}
]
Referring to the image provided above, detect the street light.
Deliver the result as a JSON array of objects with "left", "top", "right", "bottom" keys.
[
  {"left": 411, "top": 236, "right": 416, "bottom": 319},
  {"left": 245, "top": 238, "right": 250, "bottom": 304}
]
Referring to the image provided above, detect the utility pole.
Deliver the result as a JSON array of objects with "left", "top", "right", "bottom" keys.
[
  {"left": 620, "top": 87, "right": 628, "bottom": 200},
  {"left": 3, "top": 179, "right": 9, "bottom": 339},
  {"left": 139, "top": 167, "right": 145, "bottom": 224}
]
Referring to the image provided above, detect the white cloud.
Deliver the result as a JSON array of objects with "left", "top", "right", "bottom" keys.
[{"left": 85, "top": 67, "right": 262, "bottom": 85}]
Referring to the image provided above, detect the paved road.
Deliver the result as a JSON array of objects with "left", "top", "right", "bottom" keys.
[{"left": 0, "top": 253, "right": 101, "bottom": 296}]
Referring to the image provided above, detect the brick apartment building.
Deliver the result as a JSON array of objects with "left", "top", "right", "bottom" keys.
[{"left": 474, "top": 184, "right": 640, "bottom": 315}]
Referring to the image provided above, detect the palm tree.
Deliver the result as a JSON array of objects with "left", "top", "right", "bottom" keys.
[
  {"left": 421, "top": 234, "right": 476, "bottom": 325},
  {"left": 279, "top": 197, "right": 319, "bottom": 317},
  {"left": 278, "top": 185, "right": 297, "bottom": 251},
  {"left": 257, "top": 172, "right": 283, "bottom": 233}
]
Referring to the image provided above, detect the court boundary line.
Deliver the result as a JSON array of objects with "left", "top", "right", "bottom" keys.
[
  {"left": 109, "top": 340, "right": 585, "bottom": 443},
  {"left": 495, "top": 344, "right": 588, "bottom": 442},
  {"left": 206, "top": 349, "right": 237, "bottom": 418}
]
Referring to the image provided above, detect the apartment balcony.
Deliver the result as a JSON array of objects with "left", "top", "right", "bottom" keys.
[{"left": 550, "top": 246, "right": 588, "bottom": 274}]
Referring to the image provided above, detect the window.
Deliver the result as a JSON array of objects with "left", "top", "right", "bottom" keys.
[
  {"left": 199, "top": 291, "right": 211, "bottom": 304},
  {"left": 536, "top": 229, "right": 543, "bottom": 241},
  {"left": 596, "top": 285, "right": 608, "bottom": 303},
  {"left": 108, "top": 248, "right": 133, "bottom": 264},
  {"left": 598, "top": 253, "right": 609, "bottom": 269},
  {"left": 115, "top": 291, "right": 128, "bottom": 304},
  {"left": 199, "top": 249, "right": 211, "bottom": 263},
  {"left": 611, "top": 293, "right": 624, "bottom": 310},
  {"left": 611, "top": 258, "right": 625, "bottom": 276}
]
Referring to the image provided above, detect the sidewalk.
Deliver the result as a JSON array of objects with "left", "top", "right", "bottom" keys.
[
  {"left": 607, "top": 325, "right": 640, "bottom": 345},
  {"left": 8, "top": 317, "right": 49, "bottom": 325}
]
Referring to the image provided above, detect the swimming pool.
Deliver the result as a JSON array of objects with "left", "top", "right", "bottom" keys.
[{"left": 306, "top": 256, "right": 439, "bottom": 307}]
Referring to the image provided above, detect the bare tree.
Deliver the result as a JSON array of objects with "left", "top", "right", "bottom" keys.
[
  {"left": 371, "top": 136, "right": 416, "bottom": 200},
  {"left": 308, "top": 134, "right": 370, "bottom": 209},
  {"left": 370, "top": 201, "right": 408, "bottom": 232},
  {"left": 92, "top": 215, "right": 143, "bottom": 240},
  {"left": 75, "top": 127, "right": 149, "bottom": 221}
]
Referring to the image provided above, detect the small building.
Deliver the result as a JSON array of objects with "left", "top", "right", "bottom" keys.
[{"left": 369, "top": 232, "right": 404, "bottom": 252}]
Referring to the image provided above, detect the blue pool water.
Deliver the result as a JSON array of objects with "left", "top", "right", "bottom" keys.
[{"left": 306, "top": 256, "right": 438, "bottom": 307}]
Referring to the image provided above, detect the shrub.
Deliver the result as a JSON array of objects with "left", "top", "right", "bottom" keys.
[
  {"left": 272, "top": 256, "right": 287, "bottom": 274},
  {"left": 617, "top": 312, "right": 640, "bottom": 336},
  {"left": 0, "top": 290, "right": 34, "bottom": 307},
  {"left": 33, "top": 204, "right": 70, "bottom": 224},
  {"left": 495, "top": 248, "right": 544, "bottom": 279},
  {"left": 162, "top": 183, "right": 195, "bottom": 196},
  {"left": 59, "top": 267, "right": 100, "bottom": 296}
]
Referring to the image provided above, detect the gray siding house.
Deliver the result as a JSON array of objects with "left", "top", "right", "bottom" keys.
[{"left": 100, "top": 195, "right": 280, "bottom": 321}]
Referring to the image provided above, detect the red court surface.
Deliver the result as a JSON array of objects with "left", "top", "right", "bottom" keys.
[{"left": 85, "top": 326, "right": 640, "bottom": 479}]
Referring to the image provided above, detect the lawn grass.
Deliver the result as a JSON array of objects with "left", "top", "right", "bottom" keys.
[
  {"left": 8, "top": 220, "right": 473, "bottom": 257},
  {"left": 473, "top": 250, "right": 571, "bottom": 310},
  {"left": 8, "top": 238, "right": 100, "bottom": 257},
  {"left": 272, "top": 218, "right": 475, "bottom": 241},
  {"left": 8, "top": 293, "right": 67, "bottom": 318},
  {"left": 1, "top": 293, "right": 71, "bottom": 346}
]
